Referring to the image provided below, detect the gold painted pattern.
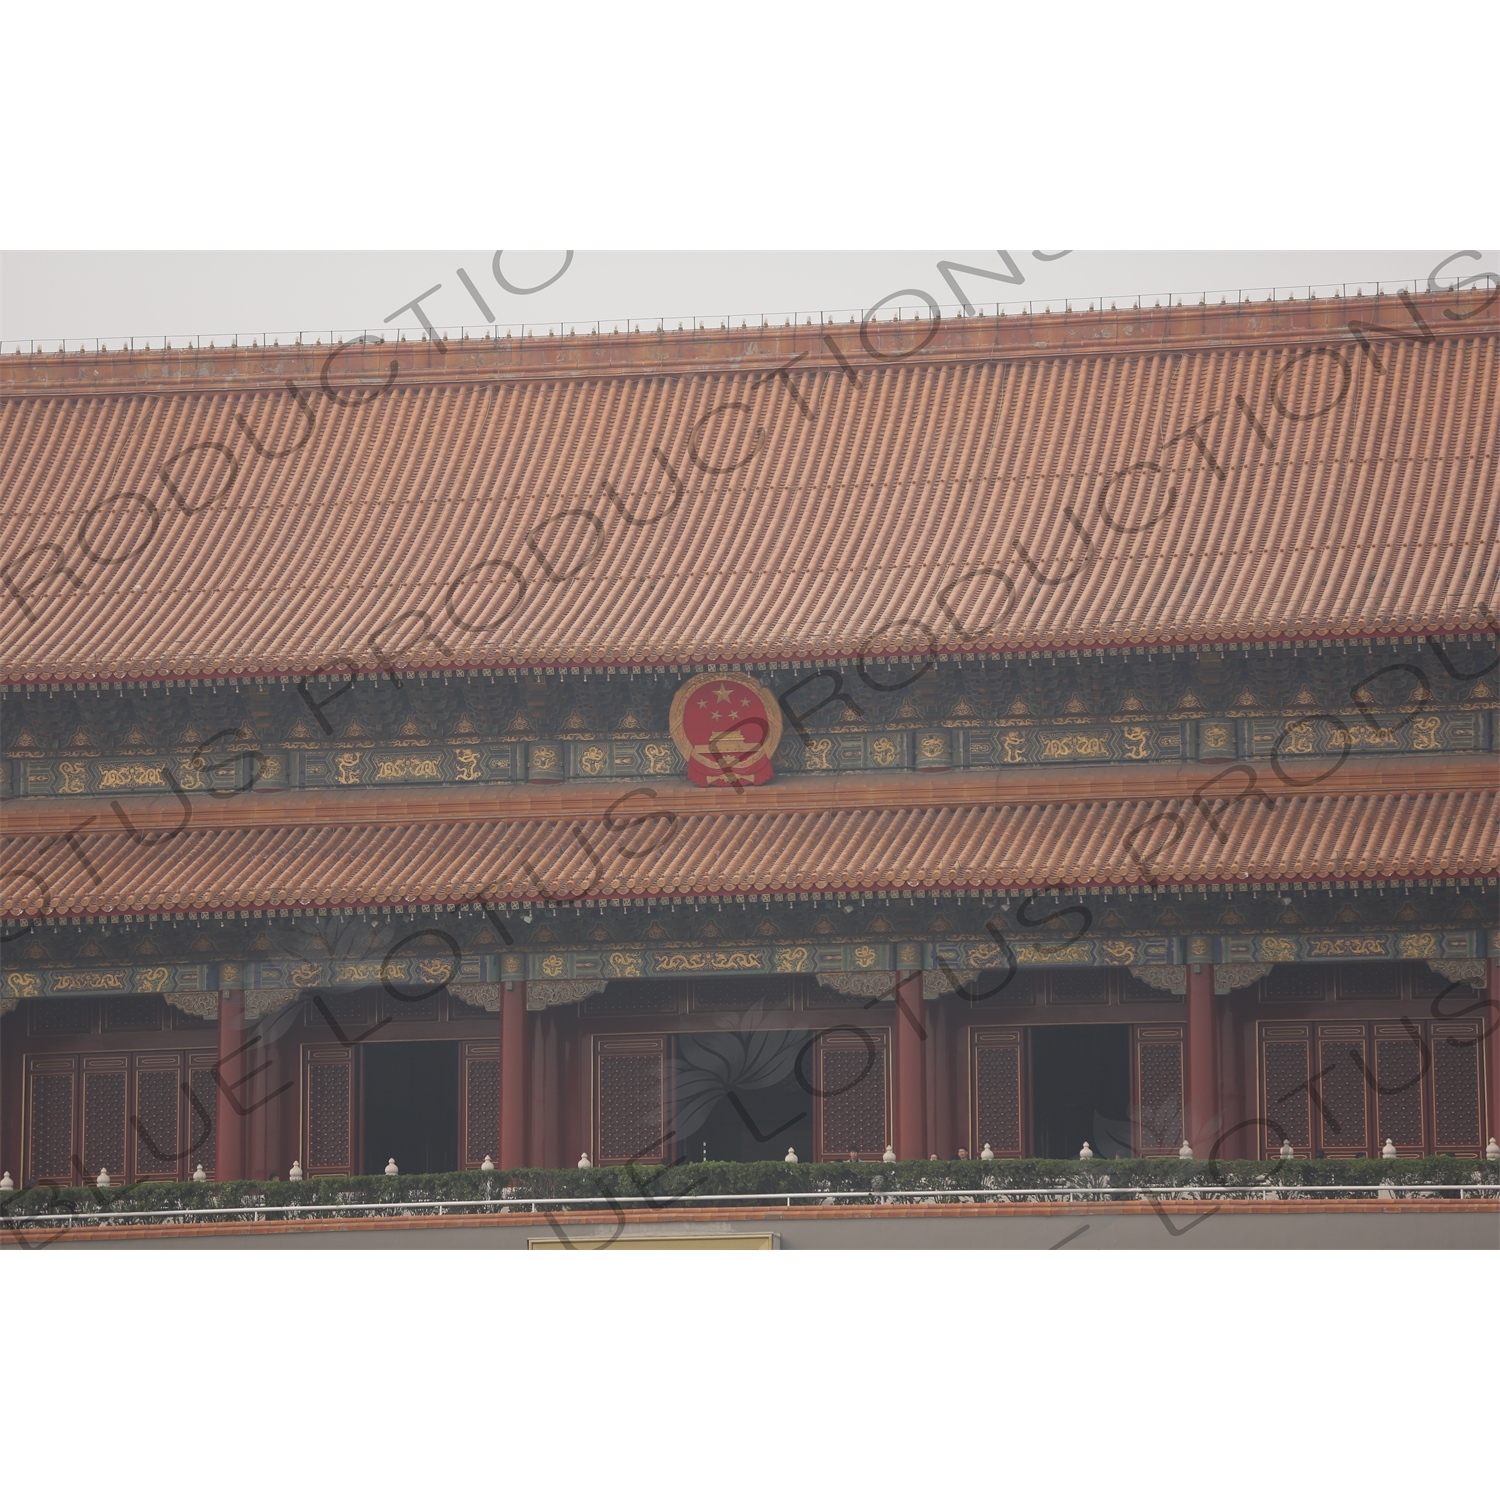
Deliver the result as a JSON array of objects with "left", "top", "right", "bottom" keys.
[
  {"left": 54, "top": 971, "right": 126, "bottom": 989},
  {"left": 1039, "top": 734, "right": 1108, "bottom": 759},
  {"left": 375, "top": 756, "right": 441, "bottom": 779},
  {"left": 1307, "top": 937, "right": 1386, "bottom": 956},
  {"left": 100, "top": 764, "right": 166, "bottom": 789}
]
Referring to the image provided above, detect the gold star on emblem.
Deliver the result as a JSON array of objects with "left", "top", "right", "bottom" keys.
[{"left": 713, "top": 685, "right": 733, "bottom": 702}]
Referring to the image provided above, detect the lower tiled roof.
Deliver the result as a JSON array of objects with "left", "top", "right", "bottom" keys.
[{"left": 3, "top": 777, "right": 1492, "bottom": 919}]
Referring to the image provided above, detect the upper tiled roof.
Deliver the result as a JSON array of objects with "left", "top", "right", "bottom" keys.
[
  {"left": 3, "top": 761, "right": 1492, "bottom": 919},
  {"left": 2, "top": 291, "right": 1496, "bottom": 686}
]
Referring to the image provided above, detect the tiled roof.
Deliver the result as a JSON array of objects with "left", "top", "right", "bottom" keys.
[
  {"left": 3, "top": 291, "right": 1496, "bottom": 686},
  {"left": 4, "top": 762, "right": 1492, "bottom": 918}
]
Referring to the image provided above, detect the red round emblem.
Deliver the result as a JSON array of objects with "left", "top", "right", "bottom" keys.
[{"left": 669, "top": 673, "right": 782, "bottom": 787}]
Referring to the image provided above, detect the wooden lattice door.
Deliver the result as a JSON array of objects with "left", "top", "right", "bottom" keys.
[
  {"left": 1431, "top": 1020, "right": 1484, "bottom": 1154},
  {"left": 813, "top": 1027, "right": 889, "bottom": 1161},
  {"left": 461, "top": 1040, "right": 499, "bottom": 1168},
  {"left": 25, "top": 1057, "right": 77, "bottom": 1186},
  {"left": 594, "top": 1036, "right": 670, "bottom": 1167},
  {"left": 1132, "top": 1024, "right": 1184, "bottom": 1156},
  {"left": 969, "top": 1027, "right": 1026, "bottom": 1158},
  {"left": 81, "top": 1055, "right": 128, "bottom": 1185},
  {"left": 303, "top": 1046, "right": 356, "bottom": 1176},
  {"left": 1373, "top": 1022, "right": 1428, "bottom": 1156},
  {"left": 1259, "top": 1023, "right": 1313, "bottom": 1157}
]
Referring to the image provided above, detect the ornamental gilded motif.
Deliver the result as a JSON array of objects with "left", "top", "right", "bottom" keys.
[{"left": 669, "top": 673, "right": 782, "bottom": 787}]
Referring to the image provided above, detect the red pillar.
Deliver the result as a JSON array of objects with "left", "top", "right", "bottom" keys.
[
  {"left": 1218, "top": 998, "right": 1248, "bottom": 1160},
  {"left": 214, "top": 989, "right": 246, "bottom": 1182},
  {"left": 563, "top": 1013, "right": 583, "bottom": 1166},
  {"left": 1486, "top": 958, "right": 1500, "bottom": 1149},
  {"left": 895, "top": 970, "right": 927, "bottom": 1159},
  {"left": 527, "top": 1008, "right": 546, "bottom": 1166},
  {"left": 1185, "top": 963, "right": 1219, "bottom": 1154},
  {"left": 499, "top": 980, "right": 528, "bottom": 1168},
  {"left": 542, "top": 1012, "right": 562, "bottom": 1169}
]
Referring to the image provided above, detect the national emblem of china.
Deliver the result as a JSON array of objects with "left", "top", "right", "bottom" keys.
[{"left": 669, "top": 672, "right": 783, "bottom": 787}]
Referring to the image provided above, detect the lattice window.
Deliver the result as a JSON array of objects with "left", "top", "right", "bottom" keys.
[
  {"left": 586, "top": 981, "right": 683, "bottom": 1015},
  {"left": 308, "top": 1060, "right": 352, "bottom": 1171},
  {"left": 967, "top": 968, "right": 1039, "bottom": 1005},
  {"left": 820, "top": 1044, "right": 887, "bottom": 1158},
  {"left": 315, "top": 994, "right": 371, "bottom": 1026},
  {"left": 29, "top": 1070, "right": 75, "bottom": 1181},
  {"left": 1432, "top": 1027, "right": 1481, "bottom": 1150},
  {"left": 1375, "top": 1038, "right": 1425, "bottom": 1148},
  {"left": 384, "top": 992, "right": 441, "bottom": 1023},
  {"left": 104, "top": 995, "right": 162, "bottom": 1032},
  {"left": 1263, "top": 1039, "right": 1311, "bottom": 1148},
  {"left": 135, "top": 1067, "right": 181, "bottom": 1176},
  {"left": 1122, "top": 970, "right": 1174, "bottom": 1002},
  {"left": 1317, "top": 1038, "right": 1367, "bottom": 1153},
  {"left": 691, "top": 977, "right": 796, "bottom": 1012},
  {"left": 170, "top": 1006, "right": 217, "bottom": 1030},
  {"left": 1048, "top": 970, "right": 1108, "bottom": 1005},
  {"left": 598, "top": 1051, "right": 666, "bottom": 1164},
  {"left": 1337, "top": 963, "right": 1401, "bottom": 1001},
  {"left": 188, "top": 1066, "right": 218, "bottom": 1178},
  {"left": 1263, "top": 966, "right": 1327, "bottom": 1002},
  {"left": 466, "top": 1056, "right": 498, "bottom": 1164},
  {"left": 30, "top": 997, "right": 93, "bottom": 1035},
  {"left": 805, "top": 985, "right": 895, "bottom": 1009},
  {"left": 83, "top": 1068, "right": 127, "bottom": 1179},
  {"left": 974, "top": 1041, "right": 1022, "bottom": 1155},
  {"left": 1137, "top": 1039, "right": 1183, "bottom": 1154}
]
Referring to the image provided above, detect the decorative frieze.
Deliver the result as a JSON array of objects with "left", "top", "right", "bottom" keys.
[
  {"left": 529, "top": 942, "right": 893, "bottom": 981},
  {"left": 930, "top": 936, "right": 1182, "bottom": 970},
  {"left": 1216, "top": 931, "right": 1482, "bottom": 964},
  {"left": 1129, "top": 966, "right": 1186, "bottom": 995},
  {"left": 3, "top": 932, "right": 1487, "bottom": 999},
  {"left": 0, "top": 954, "right": 496, "bottom": 1000},
  {"left": 527, "top": 979, "right": 606, "bottom": 1009},
  {"left": 162, "top": 991, "right": 220, "bottom": 1020},
  {"left": 1214, "top": 963, "right": 1272, "bottom": 995},
  {"left": 820, "top": 971, "right": 900, "bottom": 998},
  {"left": 449, "top": 982, "right": 504, "bottom": 1011},
  {"left": 243, "top": 988, "right": 297, "bottom": 1020},
  {"left": 1426, "top": 959, "right": 1487, "bottom": 987}
]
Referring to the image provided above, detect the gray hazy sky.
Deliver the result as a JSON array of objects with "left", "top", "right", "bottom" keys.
[{"left": 4, "top": 249, "right": 1495, "bottom": 348}]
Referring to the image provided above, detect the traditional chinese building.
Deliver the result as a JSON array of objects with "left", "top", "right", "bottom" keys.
[{"left": 2, "top": 287, "right": 1497, "bottom": 1188}]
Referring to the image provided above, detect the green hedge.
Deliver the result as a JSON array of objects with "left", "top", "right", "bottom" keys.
[{"left": 3, "top": 1155, "right": 1496, "bottom": 1223}]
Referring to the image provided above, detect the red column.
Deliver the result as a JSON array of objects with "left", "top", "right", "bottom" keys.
[
  {"left": 499, "top": 980, "right": 528, "bottom": 1168},
  {"left": 563, "top": 1013, "right": 583, "bottom": 1166},
  {"left": 1185, "top": 963, "right": 1219, "bottom": 1153},
  {"left": 527, "top": 1009, "right": 546, "bottom": 1166},
  {"left": 1487, "top": 958, "right": 1500, "bottom": 1149},
  {"left": 1218, "top": 998, "right": 1248, "bottom": 1160},
  {"left": 894, "top": 970, "right": 927, "bottom": 1159},
  {"left": 214, "top": 989, "right": 245, "bottom": 1182},
  {"left": 542, "top": 1012, "right": 562, "bottom": 1169}
]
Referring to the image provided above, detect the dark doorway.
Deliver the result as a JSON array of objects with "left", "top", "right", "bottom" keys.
[
  {"left": 1030, "top": 1025, "right": 1130, "bottom": 1159},
  {"left": 673, "top": 1030, "right": 815, "bottom": 1163},
  {"left": 363, "top": 1041, "right": 459, "bottom": 1175}
]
